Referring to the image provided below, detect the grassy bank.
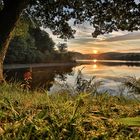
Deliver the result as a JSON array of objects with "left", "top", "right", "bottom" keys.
[{"left": 0, "top": 83, "right": 140, "bottom": 140}]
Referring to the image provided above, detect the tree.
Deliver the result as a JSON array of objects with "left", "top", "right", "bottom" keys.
[
  {"left": 29, "top": 27, "right": 55, "bottom": 52},
  {"left": 0, "top": 0, "right": 29, "bottom": 82},
  {"left": 57, "top": 43, "right": 68, "bottom": 53},
  {"left": 0, "top": 0, "right": 140, "bottom": 82},
  {"left": 5, "top": 26, "right": 56, "bottom": 64},
  {"left": 5, "top": 35, "right": 39, "bottom": 63}
]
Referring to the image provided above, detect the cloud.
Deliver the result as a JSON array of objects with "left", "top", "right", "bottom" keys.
[
  {"left": 69, "top": 30, "right": 139, "bottom": 48},
  {"left": 70, "top": 37, "right": 95, "bottom": 45},
  {"left": 104, "top": 32, "right": 140, "bottom": 42},
  {"left": 117, "top": 48, "right": 140, "bottom": 52},
  {"left": 42, "top": 25, "right": 140, "bottom": 53},
  {"left": 69, "top": 34, "right": 140, "bottom": 53}
]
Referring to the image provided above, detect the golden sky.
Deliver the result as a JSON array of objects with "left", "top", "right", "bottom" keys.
[{"left": 44, "top": 24, "right": 140, "bottom": 54}]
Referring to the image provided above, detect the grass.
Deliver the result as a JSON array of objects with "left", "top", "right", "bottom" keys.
[
  {"left": 0, "top": 83, "right": 140, "bottom": 139},
  {"left": 118, "top": 117, "right": 140, "bottom": 127}
]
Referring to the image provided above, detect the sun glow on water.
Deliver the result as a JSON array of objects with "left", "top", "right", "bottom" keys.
[{"left": 93, "top": 64, "right": 97, "bottom": 69}]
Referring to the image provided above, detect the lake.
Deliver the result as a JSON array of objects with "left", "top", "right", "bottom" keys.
[{"left": 4, "top": 60, "right": 140, "bottom": 94}]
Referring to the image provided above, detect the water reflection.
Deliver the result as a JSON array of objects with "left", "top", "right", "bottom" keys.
[
  {"left": 4, "top": 65, "right": 74, "bottom": 90},
  {"left": 93, "top": 59, "right": 97, "bottom": 63},
  {"left": 92, "top": 64, "right": 98, "bottom": 69},
  {"left": 77, "top": 59, "right": 140, "bottom": 67},
  {"left": 4, "top": 60, "right": 140, "bottom": 92}
]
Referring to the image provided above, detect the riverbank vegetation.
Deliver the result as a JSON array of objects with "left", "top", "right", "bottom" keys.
[
  {"left": 4, "top": 16, "right": 74, "bottom": 64},
  {"left": 0, "top": 83, "right": 140, "bottom": 139}
]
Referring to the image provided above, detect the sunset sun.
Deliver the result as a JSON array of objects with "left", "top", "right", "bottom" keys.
[{"left": 93, "top": 50, "right": 98, "bottom": 54}]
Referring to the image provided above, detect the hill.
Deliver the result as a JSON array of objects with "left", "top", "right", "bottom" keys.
[{"left": 71, "top": 52, "right": 140, "bottom": 61}]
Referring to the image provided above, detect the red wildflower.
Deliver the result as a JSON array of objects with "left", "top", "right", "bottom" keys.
[{"left": 23, "top": 71, "right": 32, "bottom": 80}]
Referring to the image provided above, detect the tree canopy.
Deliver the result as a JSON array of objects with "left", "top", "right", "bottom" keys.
[
  {"left": 26, "top": 0, "right": 140, "bottom": 38},
  {"left": 0, "top": 0, "right": 139, "bottom": 40},
  {"left": 5, "top": 23, "right": 74, "bottom": 64},
  {"left": 57, "top": 43, "right": 68, "bottom": 53},
  {"left": 29, "top": 27, "right": 55, "bottom": 52}
]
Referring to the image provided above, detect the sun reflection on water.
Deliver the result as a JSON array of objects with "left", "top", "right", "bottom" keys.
[
  {"left": 93, "top": 64, "right": 98, "bottom": 69},
  {"left": 93, "top": 59, "right": 97, "bottom": 63},
  {"left": 92, "top": 59, "right": 98, "bottom": 69}
]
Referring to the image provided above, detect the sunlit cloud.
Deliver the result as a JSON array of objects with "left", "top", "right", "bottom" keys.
[
  {"left": 43, "top": 24, "right": 140, "bottom": 54},
  {"left": 69, "top": 29, "right": 140, "bottom": 53},
  {"left": 104, "top": 32, "right": 140, "bottom": 42}
]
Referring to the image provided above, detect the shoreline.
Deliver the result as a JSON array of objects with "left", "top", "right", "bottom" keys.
[
  {"left": 4, "top": 62, "right": 78, "bottom": 70},
  {"left": 4, "top": 60, "right": 140, "bottom": 70}
]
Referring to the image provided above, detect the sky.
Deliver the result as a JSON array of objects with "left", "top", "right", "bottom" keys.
[
  {"left": 45, "top": 24, "right": 140, "bottom": 54},
  {"left": 43, "top": 0, "right": 140, "bottom": 54}
]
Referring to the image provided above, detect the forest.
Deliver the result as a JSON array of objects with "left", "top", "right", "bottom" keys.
[{"left": 4, "top": 16, "right": 74, "bottom": 64}]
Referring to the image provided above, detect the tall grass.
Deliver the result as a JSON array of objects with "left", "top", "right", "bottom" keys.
[
  {"left": 123, "top": 76, "right": 140, "bottom": 95},
  {"left": 0, "top": 83, "right": 140, "bottom": 139}
]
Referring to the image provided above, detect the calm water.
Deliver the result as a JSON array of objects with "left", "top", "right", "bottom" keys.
[{"left": 4, "top": 60, "right": 140, "bottom": 93}]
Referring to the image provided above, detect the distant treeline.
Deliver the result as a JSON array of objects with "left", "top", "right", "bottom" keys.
[
  {"left": 96, "top": 52, "right": 140, "bottom": 61},
  {"left": 71, "top": 52, "right": 140, "bottom": 61}
]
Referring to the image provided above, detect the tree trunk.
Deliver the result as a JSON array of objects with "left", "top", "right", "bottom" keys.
[
  {"left": 0, "top": 0, "right": 29, "bottom": 82},
  {"left": 0, "top": 62, "right": 4, "bottom": 83}
]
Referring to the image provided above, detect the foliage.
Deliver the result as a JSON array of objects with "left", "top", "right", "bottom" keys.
[
  {"left": 11, "top": 16, "right": 30, "bottom": 38},
  {"left": 123, "top": 76, "right": 140, "bottom": 95},
  {"left": 57, "top": 43, "right": 68, "bottom": 53},
  {"left": 29, "top": 27, "right": 55, "bottom": 52},
  {"left": 21, "top": 71, "right": 32, "bottom": 91},
  {"left": 4, "top": 35, "right": 45, "bottom": 64},
  {"left": 5, "top": 25, "right": 75, "bottom": 64},
  {"left": 55, "top": 69, "right": 102, "bottom": 94},
  {"left": 0, "top": 0, "right": 3, "bottom": 10},
  {"left": 75, "top": 69, "right": 102, "bottom": 94},
  {"left": 27, "top": 0, "right": 140, "bottom": 39},
  {"left": 5, "top": 18, "right": 75, "bottom": 64},
  {"left": 0, "top": 1, "right": 140, "bottom": 41},
  {"left": 0, "top": 83, "right": 140, "bottom": 139}
]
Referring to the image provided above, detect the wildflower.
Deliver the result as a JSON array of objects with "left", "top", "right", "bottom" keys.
[
  {"left": 21, "top": 70, "right": 32, "bottom": 91},
  {"left": 23, "top": 71, "right": 32, "bottom": 81}
]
